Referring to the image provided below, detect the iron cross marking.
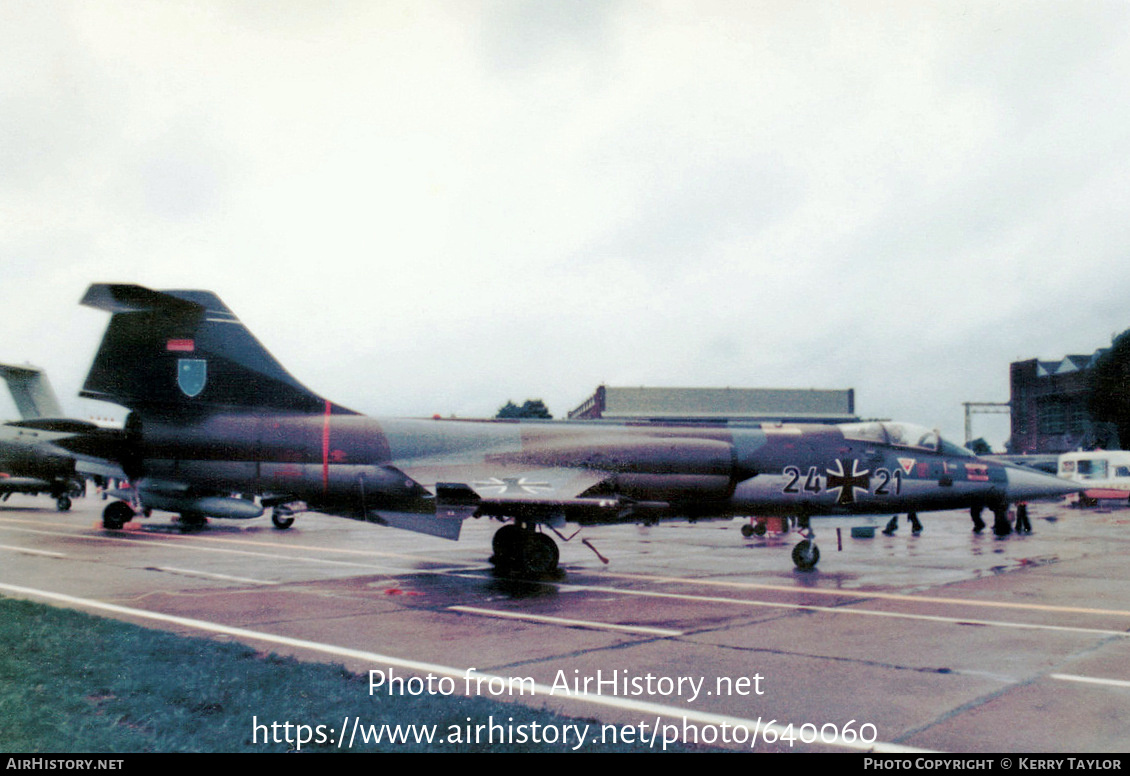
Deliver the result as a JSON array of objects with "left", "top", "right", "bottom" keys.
[
  {"left": 472, "top": 477, "right": 554, "bottom": 496},
  {"left": 826, "top": 458, "right": 871, "bottom": 505}
]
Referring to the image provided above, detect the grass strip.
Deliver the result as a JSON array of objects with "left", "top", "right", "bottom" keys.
[{"left": 0, "top": 596, "right": 697, "bottom": 752}]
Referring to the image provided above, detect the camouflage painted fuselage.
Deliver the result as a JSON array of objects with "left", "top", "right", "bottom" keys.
[
  {"left": 130, "top": 411, "right": 1021, "bottom": 525},
  {"left": 75, "top": 284, "right": 1075, "bottom": 541}
]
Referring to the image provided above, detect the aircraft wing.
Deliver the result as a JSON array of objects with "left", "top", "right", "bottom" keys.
[
  {"left": 398, "top": 460, "right": 608, "bottom": 504},
  {"left": 45, "top": 424, "right": 130, "bottom": 483},
  {"left": 373, "top": 460, "right": 617, "bottom": 541}
]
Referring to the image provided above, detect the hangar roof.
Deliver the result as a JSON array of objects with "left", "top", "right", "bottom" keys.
[{"left": 568, "top": 385, "right": 857, "bottom": 423}]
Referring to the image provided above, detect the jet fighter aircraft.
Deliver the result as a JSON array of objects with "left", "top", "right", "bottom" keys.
[
  {"left": 73, "top": 284, "right": 1078, "bottom": 572},
  {"left": 0, "top": 364, "right": 87, "bottom": 510}
]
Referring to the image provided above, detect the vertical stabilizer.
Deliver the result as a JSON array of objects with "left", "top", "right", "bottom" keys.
[
  {"left": 0, "top": 363, "right": 64, "bottom": 419},
  {"left": 80, "top": 284, "right": 355, "bottom": 415}
]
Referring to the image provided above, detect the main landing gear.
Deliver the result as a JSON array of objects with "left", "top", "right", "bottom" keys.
[
  {"left": 490, "top": 523, "right": 560, "bottom": 577},
  {"left": 101, "top": 500, "right": 134, "bottom": 529}
]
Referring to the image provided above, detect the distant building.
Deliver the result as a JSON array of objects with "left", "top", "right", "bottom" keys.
[
  {"left": 567, "top": 385, "right": 857, "bottom": 424},
  {"left": 1010, "top": 350, "right": 1116, "bottom": 454}
]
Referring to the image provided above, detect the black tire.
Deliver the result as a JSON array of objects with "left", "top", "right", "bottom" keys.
[
  {"left": 102, "top": 501, "right": 133, "bottom": 530},
  {"left": 791, "top": 539, "right": 820, "bottom": 570},
  {"left": 56, "top": 495, "right": 72, "bottom": 512},
  {"left": 740, "top": 523, "right": 755, "bottom": 538},
  {"left": 271, "top": 509, "right": 295, "bottom": 529},
  {"left": 491, "top": 524, "right": 524, "bottom": 558},
  {"left": 519, "top": 532, "right": 560, "bottom": 575}
]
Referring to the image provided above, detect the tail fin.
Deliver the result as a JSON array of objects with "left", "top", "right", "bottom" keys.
[
  {"left": 80, "top": 284, "right": 355, "bottom": 415},
  {"left": 0, "top": 363, "right": 64, "bottom": 419}
]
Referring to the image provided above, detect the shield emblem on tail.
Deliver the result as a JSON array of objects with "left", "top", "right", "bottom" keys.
[{"left": 177, "top": 359, "right": 207, "bottom": 397}]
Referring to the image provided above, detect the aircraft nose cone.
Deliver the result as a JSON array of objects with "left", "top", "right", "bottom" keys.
[{"left": 1004, "top": 465, "right": 1081, "bottom": 501}]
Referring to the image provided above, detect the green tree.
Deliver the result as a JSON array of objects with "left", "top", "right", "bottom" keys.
[
  {"left": 966, "top": 437, "right": 992, "bottom": 455},
  {"left": 495, "top": 399, "right": 553, "bottom": 419}
]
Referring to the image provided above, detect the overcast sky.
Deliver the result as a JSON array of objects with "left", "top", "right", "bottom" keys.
[{"left": 3, "top": 1, "right": 1129, "bottom": 449}]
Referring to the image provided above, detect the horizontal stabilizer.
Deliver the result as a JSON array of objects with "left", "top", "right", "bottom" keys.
[{"left": 80, "top": 284, "right": 207, "bottom": 316}]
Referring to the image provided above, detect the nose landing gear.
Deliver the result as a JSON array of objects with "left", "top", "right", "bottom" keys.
[
  {"left": 791, "top": 517, "right": 820, "bottom": 571},
  {"left": 791, "top": 538, "right": 820, "bottom": 570}
]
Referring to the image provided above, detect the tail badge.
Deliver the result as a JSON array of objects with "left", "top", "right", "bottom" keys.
[{"left": 177, "top": 359, "right": 207, "bottom": 397}]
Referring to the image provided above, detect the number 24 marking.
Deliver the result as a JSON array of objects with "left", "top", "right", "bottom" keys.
[{"left": 783, "top": 467, "right": 902, "bottom": 495}]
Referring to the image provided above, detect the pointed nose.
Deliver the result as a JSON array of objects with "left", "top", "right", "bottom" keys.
[{"left": 1004, "top": 465, "right": 1081, "bottom": 501}]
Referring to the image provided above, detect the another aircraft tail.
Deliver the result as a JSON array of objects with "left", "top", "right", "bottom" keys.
[
  {"left": 80, "top": 284, "right": 355, "bottom": 415},
  {"left": 0, "top": 363, "right": 64, "bottom": 419}
]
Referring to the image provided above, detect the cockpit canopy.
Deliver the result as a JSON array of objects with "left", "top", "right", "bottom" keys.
[{"left": 839, "top": 421, "right": 975, "bottom": 458}]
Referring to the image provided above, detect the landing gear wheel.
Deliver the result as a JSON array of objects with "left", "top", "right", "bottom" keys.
[
  {"left": 791, "top": 539, "right": 820, "bottom": 570},
  {"left": 491, "top": 525, "right": 560, "bottom": 576},
  {"left": 491, "top": 524, "right": 524, "bottom": 557},
  {"left": 56, "top": 495, "right": 72, "bottom": 512},
  {"left": 741, "top": 523, "right": 755, "bottom": 538},
  {"left": 102, "top": 501, "right": 133, "bottom": 530},
  {"left": 519, "top": 532, "right": 560, "bottom": 576},
  {"left": 271, "top": 509, "right": 295, "bottom": 530}
]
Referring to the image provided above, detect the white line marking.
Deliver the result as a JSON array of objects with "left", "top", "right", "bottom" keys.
[
  {"left": 448, "top": 606, "right": 683, "bottom": 637},
  {"left": 0, "top": 517, "right": 487, "bottom": 569},
  {"left": 1050, "top": 673, "right": 1130, "bottom": 689},
  {"left": 0, "top": 522, "right": 479, "bottom": 574},
  {"left": 453, "top": 574, "right": 1130, "bottom": 639},
  {"left": 151, "top": 567, "right": 280, "bottom": 586},
  {"left": 0, "top": 543, "right": 65, "bottom": 558},
  {"left": 0, "top": 581, "right": 928, "bottom": 754},
  {"left": 9, "top": 516, "right": 1130, "bottom": 638},
  {"left": 601, "top": 572, "right": 1130, "bottom": 619}
]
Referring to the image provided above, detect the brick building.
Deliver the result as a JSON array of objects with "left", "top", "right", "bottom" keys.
[{"left": 1009, "top": 350, "right": 1116, "bottom": 454}]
